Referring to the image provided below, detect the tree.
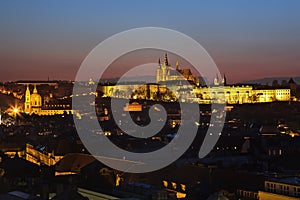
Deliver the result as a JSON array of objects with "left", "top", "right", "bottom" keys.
[{"left": 272, "top": 80, "right": 279, "bottom": 87}]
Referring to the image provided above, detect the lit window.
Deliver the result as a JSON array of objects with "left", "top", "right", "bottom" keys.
[
  {"left": 172, "top": 182, "right": 177, "bottom": 189},
  {"left": 162, "top": 180, "right": 168, "bottom": 188},
  {"left": 181, "top": 184, "right": 186, "bottom": 191}
]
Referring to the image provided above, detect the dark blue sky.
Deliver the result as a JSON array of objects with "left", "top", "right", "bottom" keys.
[{"left": 0, "top": 0, "right": 300, "bottom": 83}]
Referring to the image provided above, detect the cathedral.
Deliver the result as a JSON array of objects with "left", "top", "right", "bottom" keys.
[
  {"left": 156, "top": 53, "right": 198, "bottom": 85},
  {"left": 24, "top": 85, "right": 42, "bottom": 114},
  {"left": 24, "top": 85, "right": 73, "bottom": 115}
]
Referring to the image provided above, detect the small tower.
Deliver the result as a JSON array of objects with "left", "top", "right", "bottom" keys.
[
  {"left": 164, "top": 53, "right": 169, "bottom": 66},
  {"left": 163, "top": 53, "right": 172, "bottom": 81},
  {"left": 24, "top": 85, "right": 31, "bottom": 114},
  {"left": 88, "top": 78, "right": 95, "bottom": 85},
  {"left": 161, "top": 54, "right": 167, "bottom": 81},
  {"left": 222, "top": 74, "right": 227, "bottom": 85},
  {"left": 33, "top": 84, "right": 38, "bottom": 94},
  {"left": 213, "top": 74, "right": 219, "bottom": 86},
  {"left": 176, "top": 60, "right": 179, "bottom": 70}
]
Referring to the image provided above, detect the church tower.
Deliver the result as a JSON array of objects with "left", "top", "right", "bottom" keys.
[
  {"left": 155, "top": 53, "right": 176, "bottom": 82},
  {"left": 222, "top": 74, "right": 227, "bottom": 85},
  {"left": 214, "top": 74, "right": 219, "bottom": 86},
  {"left": 161, "top": 53, "right": 171, "bottom": 81},
  {"left": 30, "top": 84, "right": 42, "bottom": 115},
  {"left": 164, "top": 52, "right": 169, "bottom": 66},
  {"left": 24, "top": 85, "right": 31, "bottom": 114},
  {"left": 156, "top": 58, "right": 162, "bottom": 83}
]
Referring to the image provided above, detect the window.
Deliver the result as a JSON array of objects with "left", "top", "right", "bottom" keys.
[
  {"left": 171, "top": 182, "right": 177, "bottom": 189},
  {"left": 181, "top": 184, "right": 186, "bottom": 191},
  {"left": 296, "top": 188, "right": 300, "bottom": 197},
  {"left": 279, "top": 185, "right": 283, "bottom": 194},
  {"left": 162, "top": 180, "right": 168, "bottom": 188}
]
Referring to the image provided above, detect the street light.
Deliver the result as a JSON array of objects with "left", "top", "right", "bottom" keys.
[
  {"left": 13, "top": 108, "right": 19, "bottom": 115},
  {"left": 11, "top": 106, "right": 20, "bottom": 126},
  {"left": 7, "top": 104, "right": 21, "bottom": 123}
]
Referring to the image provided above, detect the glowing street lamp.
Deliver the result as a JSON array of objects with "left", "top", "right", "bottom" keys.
[
  {"left": 8, "top": 105, "right": 21, "bottom": 126},
  {"left": 13, "top": 108, "right": 19, "bottom": 115},
  {"left": 7, "top": 104, "right": 21, "bottom": 119}
]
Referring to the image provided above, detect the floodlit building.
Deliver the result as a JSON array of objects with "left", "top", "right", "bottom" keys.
[
  {"left": 99, "top": 54, "right": 292, "bottom": 104},
  {"left": 259, "top": 177, "right": 300, "bottom": 200},
  {"left": 156, "top": 53, "right": 198, "bottom": 85},
  {"left": 23, "top": 85, "right": 73, "bottom": 115}
]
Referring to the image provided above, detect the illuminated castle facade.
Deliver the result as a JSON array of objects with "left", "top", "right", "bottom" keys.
[
  {"left": 156, "top": 53, "right": 198, "bottom": 85},
  {"left": 195, "top": 79, "right": 291, "bottom": 104},
  {"left": 99, "top": 54, "right": 293, "bottom": 104},
  {"left": 24, "top": 85, "right": 73, "bottom": 115}
]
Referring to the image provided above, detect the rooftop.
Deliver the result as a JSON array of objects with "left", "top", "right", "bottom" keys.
[{"left": 268, "top": 176, "right": 300, "bottom": 186}]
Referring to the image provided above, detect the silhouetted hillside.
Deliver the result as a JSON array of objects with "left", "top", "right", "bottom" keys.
[
  {"left": 241, "top": 77, "right": 300, "bottom": 85},
  {"left": 0, "top": 93, "right": 21, "bottom": 110}
]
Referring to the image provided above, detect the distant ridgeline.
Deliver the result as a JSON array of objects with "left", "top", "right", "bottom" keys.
[{"left": 99, "top": 53, "right": 296, "bottom": 104}]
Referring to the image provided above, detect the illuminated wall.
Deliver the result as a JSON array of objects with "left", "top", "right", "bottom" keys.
[
  {"left": 258, "top": 191, "right": 299, "bottom": 200},
  {"left": 100, "top": 84, "right": 291, "bottom": 104},
  {"left": 25, "top": 143, "right": 63, "bottom": 166},
  {"left": 194, "top": 85, "right": 252, "bottom": 104},
  {"left": 253, "top": 89, "right": 290, "bottom": 103}
]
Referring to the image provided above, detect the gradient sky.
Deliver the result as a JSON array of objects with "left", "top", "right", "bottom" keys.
[{"left": 0, "top": 0, "right": 300, "bottom": 83}]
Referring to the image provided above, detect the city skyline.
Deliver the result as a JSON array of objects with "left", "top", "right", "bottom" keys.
[
  {"left": 1, "top": 2, "right": 300, "bottom": 199},
  {"left": 1, "top": 1, "right": 300, "bottom": 83}
]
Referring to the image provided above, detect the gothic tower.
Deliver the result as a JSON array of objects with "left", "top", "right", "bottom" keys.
[
  {"left": 214, "top": 74, "right": 219, "bottom": 86},
  {"left": 161, "top": 53, "right": 171, "bottom": 81},
  {"left": 24, "top": 85, "right": 31, "bottom": 114},
  {"left": 156, "top": 58, "right": 162, "bottom": 83},
  {"left": 161, "top": 53, "right": 168, "bottom": 81},
  {"left": 222, "top": 74, "right": 227, "bottom": 85}
]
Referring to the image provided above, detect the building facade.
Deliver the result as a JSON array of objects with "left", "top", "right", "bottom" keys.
[
  {"left": 258, "top": 178, "right": 300, "bottom": 200},
  {"left": 194, "top": 85, "right": 291, "bottom": 104}
]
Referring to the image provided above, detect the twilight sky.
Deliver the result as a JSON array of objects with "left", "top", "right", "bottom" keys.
[{"left": 0, "top": 0, "right": 300, "bottom": 83}]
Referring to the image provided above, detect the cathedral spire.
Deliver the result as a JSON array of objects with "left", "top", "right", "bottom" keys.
[
  {"left": 176, "top": 60, "right": 179, "bottom": 70},
  {"left": 33, "top": 84, "right": 38, "bottom": 94},
  {"left": 24, "top": 85, "right": 31, "bottom": 114},
  {"left": 164, "top": 53, "right": 169, "bottom": 66},
  {"left": 222, "top": 74, "right": 227, "bottom": 85},
  {"left": 214, "top": 74, "right": 219, "bottom": 86},
  {"left": 26, "top": 85, "right": 30, "bottom": 93},
  {"left": 25, "top": 85, "right": 31, "bottom": 100}
]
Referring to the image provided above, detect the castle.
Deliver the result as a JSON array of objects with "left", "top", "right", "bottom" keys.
[{"left": 99, "top": 54, "right": 293, "bottom": 104}]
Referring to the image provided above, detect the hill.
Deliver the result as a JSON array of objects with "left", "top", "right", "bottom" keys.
[
  {"left": 240, "top": 77, "right": 300, "bottom": 85},
  {"left": 0, "top": 93, "right": 21, "bottom": 111}
]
